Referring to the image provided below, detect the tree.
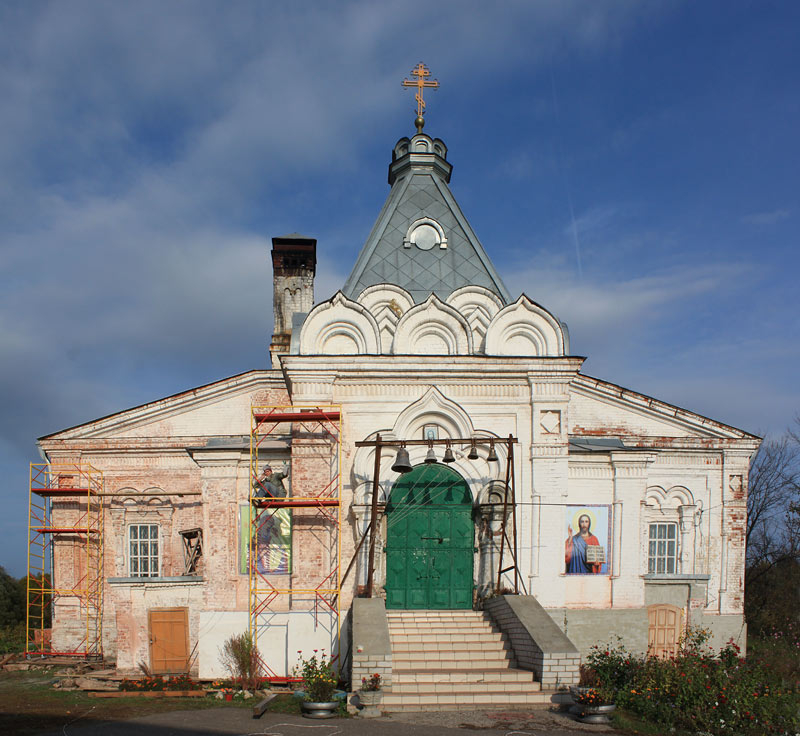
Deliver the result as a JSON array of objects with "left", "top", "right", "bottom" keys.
[
  {"left": 745, "top": 422, "right": 800, "bottom": 634},
  {"left": 0, "top": 566, "right": 25, "bottom": 627}
]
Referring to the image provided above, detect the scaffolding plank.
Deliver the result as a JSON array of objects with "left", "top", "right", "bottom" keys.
[
  {"left": 33, "top": 527, "right": 99, "bottom": 534},
  {"left": 32, "top": 487, "right": 97, "bottom": 497},
  {"left": 251, "top": 499, "right": 339, "bottom": 508},
  {"left": 254, "top": 410, "right": 340, "bottom": 423}
]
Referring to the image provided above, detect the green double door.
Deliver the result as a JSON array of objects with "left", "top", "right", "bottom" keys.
[{"left": 385, "top": 464, "right": 474, "bottom": 609}]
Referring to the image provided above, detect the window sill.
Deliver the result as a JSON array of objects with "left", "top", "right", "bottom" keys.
[
  {"left": 108, "top": 575, "right": 204, "bottom": 585},
  {"left": 642, "top": 574, "right": 710, "bottom": 583}
]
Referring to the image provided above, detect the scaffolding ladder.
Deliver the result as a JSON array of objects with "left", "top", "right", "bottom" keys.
[
  {"left": 249, "top": 405, "right": 341, "bottom": 682},
  {"left": 27, "top": 462, "right": 104, "bottom": 660}
]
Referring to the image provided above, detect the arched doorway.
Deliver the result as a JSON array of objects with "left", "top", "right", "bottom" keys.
[{"left": 384, "top": 464, "right": 474, "bottom": 609}]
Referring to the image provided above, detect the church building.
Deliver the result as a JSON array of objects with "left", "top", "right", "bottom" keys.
[{"left": 30, "top": 70, "right": 758, "bottom": 708}]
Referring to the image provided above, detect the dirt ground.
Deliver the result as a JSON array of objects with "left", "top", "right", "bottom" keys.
[{"left": 0, "top": 669, "right": 252, "bottom": 736}]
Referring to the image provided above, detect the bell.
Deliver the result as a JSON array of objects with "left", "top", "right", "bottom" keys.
[
  {"left": 391, "top": 447, "right": 413, "bottom": 473},
  {"left": 442, "top": 445, "right": 456, "bottom": 463},
  {"left": 487, "top": 441, "right": 499, "bottom": 463},
  {"left": 424, "top": 446, "right": 437, "bottom": 464},
  {"left": 467, "top": 442, "right": 479, "bottom": 460}
]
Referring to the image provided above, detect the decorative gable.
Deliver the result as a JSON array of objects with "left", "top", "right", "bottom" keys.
[{"left": 484, "top": 295, "right": 567, "bottom": 357}]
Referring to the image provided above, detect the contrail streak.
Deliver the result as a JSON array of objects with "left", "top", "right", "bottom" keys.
[{"left": 549, "top": 69, "right": 583, "bottom": 279}]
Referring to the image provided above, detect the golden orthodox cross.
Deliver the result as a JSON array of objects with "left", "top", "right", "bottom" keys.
[{"left": 402, "top": 62, "right": 439, "bottom": 131}]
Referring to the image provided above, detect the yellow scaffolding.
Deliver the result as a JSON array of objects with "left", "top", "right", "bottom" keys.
[
  {"left": 249, "top": 405, "right": 341, "bottom": 682},
  {"left": 27, "top": 463, "right": 104, "bottom": 659}
]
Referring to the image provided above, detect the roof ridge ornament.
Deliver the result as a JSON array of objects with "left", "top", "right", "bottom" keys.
[{"left": 402, "top": 62, "right": 439, "bottom": 133}]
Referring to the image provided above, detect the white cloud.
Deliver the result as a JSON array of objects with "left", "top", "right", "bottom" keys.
[
  {"left": 506, "top": 261, "right": 749, "bottom": 341},
  {"left": 741, "top": 208, "right": 792, "bottom": 226}
]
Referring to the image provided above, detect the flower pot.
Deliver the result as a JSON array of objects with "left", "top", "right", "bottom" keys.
[
  {"left": 571, "top": 702, "right": 616, "bottom": 724},
  {"left": 357, "top": 689, "right": 383, "bottom": 718},
  {"left": 358, "top": 690, "right": 382, "bottom": 706},
  {"left": 551, "top": 689, "right": 574, "bottom": 711},
  {"left": 301, "top": 701, "right": 339, "bottom": 719},
  {"left": 224, "top": 693, "right": 233, "bottom": 701}
]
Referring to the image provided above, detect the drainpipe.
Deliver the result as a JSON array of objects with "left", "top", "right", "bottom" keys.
[
  {"left": 718, "top": 523, "right": 728, "bottom": 614},
  {"left": 611, "top": 500, "right": 623, "bottom": 608},
  {"left": 530, "top": 492, "right": 541, "bottom": 579},
  {"left": 527, "top": 378, "right": 537, "bottom": 587}
]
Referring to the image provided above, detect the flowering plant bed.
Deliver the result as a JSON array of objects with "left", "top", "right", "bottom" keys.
[
  {"left": 119, "top": 674, "right": 203, "bottom": 692},
  {"left": 584, "top": 628, "right": 800, "bottom": 735}
]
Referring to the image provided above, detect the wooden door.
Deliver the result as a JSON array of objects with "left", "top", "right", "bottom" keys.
[
  {"left": 647, "top": 604, "right": 682, "bottom": 659},
  {"left": 385, "top": 464, "right": 474, "bottom": 609},
  {"left": 149, "top": 608, "right": 189, "bottom": 674}
]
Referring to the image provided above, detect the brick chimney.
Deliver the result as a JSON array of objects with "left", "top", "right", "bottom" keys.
[{"left": 269, "top": 234, "right": 316, "bottom": 367}]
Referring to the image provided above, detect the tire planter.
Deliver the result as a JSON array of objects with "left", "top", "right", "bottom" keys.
[
  {"left": 300, "top": 701, "right": 340, "bottom": 719},
  {"left": 570, "top": 703, "right": 616, "bottom": 724},
  {"left": 551, "top": 689, "right": 574, "bottom": 712}
]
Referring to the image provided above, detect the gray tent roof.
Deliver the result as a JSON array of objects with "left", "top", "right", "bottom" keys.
[{"left": 343, "top": 132, "right": 511, "bottom": 304}]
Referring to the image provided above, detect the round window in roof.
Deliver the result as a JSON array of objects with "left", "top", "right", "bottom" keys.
[{"left": 403, "top": 217, "right": 448, "bottom": 251}]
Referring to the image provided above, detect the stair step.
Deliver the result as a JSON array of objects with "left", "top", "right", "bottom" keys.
[
  {"left": 392, "top": 658, "right": 515, "bottom": 670},
  {"left": 387, "top": 620, "right": 490, "bottom": 626},
  {"left": 392, "top": 649, "right": 511, "bottom": 660},
  {"left": 391, "top": 641, "right": 507, "bottom": 653},
  {"left": 393, "top": 668, "right": 536, "bottom": 685},
  {"left": 390, "top": 628, "right": 497, "bottom": 633},
  {"left": 391, "top": 633, "right": 506, "bottom": 644},
  {"left": 392, "top": 642, "right": 511, "bottom": 662},
  {"left": 386, "top": 611, "right": 484, "bottom": 617},
  {"left": 390, "top": 626, "right": 500, "bottom": 634},
  {"left": 391, "top": 682, "right": 539, "bottom": 694},
  {"left": 381, "top": 690, "right": 552, "bottom": 709},
  {"left": 389, "top": 620, "right": 495, "bottom": 627},
  {"left": 393, "top": 653, "right": 512, "bottom": 661}
]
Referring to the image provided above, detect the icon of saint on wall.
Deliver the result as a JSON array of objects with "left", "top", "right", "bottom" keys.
[{"left": 564, "top": 507, "right": 608, "bottom": 574}]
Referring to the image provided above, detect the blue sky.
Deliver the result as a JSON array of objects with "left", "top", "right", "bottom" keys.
[{"left": 1, "top": 1, "right": 798, "bottom": 576}]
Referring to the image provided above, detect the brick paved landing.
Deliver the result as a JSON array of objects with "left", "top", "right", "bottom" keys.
[{"left": 382, "top": 610, "right": 550, "bottom": 711}]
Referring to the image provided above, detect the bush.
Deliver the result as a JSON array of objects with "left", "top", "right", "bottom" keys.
[
  {"left": 0, "top": 623, "right": 25, "bottom": 654},
  {"left": 586, "top": 628, "right": 800, "bottom": 735},
  {"left": 219, "top": 631, "right": 261, "bottom": 691},
  {"left": 748, "top": 622, "right": 800, "bottom": 686}
]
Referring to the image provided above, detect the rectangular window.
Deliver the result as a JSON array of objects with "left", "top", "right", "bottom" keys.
[
  {"left": 129, "top": 524, "right": 160, "bottom": 577},
  {"left": 648, "top": 523, "right": 678, "bottom": 575}
]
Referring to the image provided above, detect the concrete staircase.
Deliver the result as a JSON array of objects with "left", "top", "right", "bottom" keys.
[{"left": 382, "top": 610, "right": 550, "bottom": 711}]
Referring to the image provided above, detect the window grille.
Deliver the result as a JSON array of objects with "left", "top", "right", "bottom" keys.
[
  {"left": 648, "top": 522, "right": 678, "bottom": 574},
  {"left": 129, "top": 524, "right": 159, "bottom": 577}
]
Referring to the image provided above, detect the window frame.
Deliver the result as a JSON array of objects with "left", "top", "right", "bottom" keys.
[
  {"left": 648, "top": 521, "right": 679, "bottom": 575},
  {"left": 128, "top": 523, "right": 160, "bottom": 578}
]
